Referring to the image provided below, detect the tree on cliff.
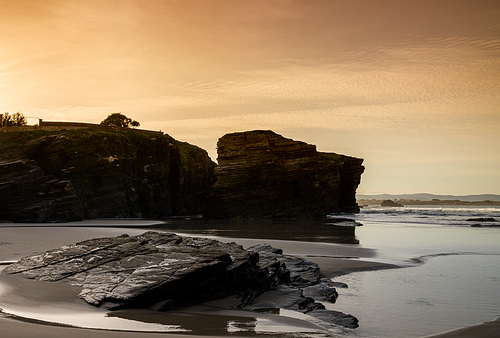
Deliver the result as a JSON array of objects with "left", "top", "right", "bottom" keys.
[
  {"left": 100, "top": 113, "right": 140, "bottom": 128},
  {"left": 0, "top": 112, "right": 27, "bottom": 127}
]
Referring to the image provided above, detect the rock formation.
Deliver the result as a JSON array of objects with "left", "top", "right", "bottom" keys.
[
  {"left": 0, "top": 129, "right": 364, "bottom": 222},
  {"left": 0, "top": 129, "right": 216, "bottom": 222},
  {"left": 207, "top": 130, "right": 364, "bottom": 219},
  {"left": 245, "top": 244, "right": 359, "bottom": 328},
  {"left": 380, "top": 199, "right": 404, "bottom": 207},
  {"left": 2, "top": 231, "right": 358, "bottom": 329}
]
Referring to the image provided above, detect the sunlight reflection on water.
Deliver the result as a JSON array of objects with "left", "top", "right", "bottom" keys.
[{"left": 2, "top": 307, "right": 189, "bottom": 332}]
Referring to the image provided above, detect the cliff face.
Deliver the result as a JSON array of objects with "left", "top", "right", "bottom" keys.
[
  {"left": 207, "top": 130, "right": 364, "bottom": 219},
  {"left": 0, "top": 129, "right": 216, "bottom": 222}
]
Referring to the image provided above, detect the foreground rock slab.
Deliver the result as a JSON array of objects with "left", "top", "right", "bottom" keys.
[
  {"left": 2, "top": 231, "right": 358, "bottom": 329},
  {"left": 3, "top": 232, "right": 265, "bottom": 310}
]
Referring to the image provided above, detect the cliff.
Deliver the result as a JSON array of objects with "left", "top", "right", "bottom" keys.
[
  {"left": 207, "top": 130, "right": 364, "bottom": 219},
  {"left": 0, "top": 129, "right": 216, "bottom": 222}
]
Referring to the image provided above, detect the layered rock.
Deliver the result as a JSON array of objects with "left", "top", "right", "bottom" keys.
[
  {"left": 3, "top": 232, "right": 270, "bottom": 310},
  {"left": 207, "top": 130, "right": 364, "bottom": 219},
  {"left": 2, "top": 232, "right": 358, "bottom": 328},
  {"left": 0, "top": 159, "right": 84, "bottom": 222},
  {"left": 245, "top": 244, "right": 358, "bottom": 328},
  {"left": 0, "top": 130, "right": 216, "bottom": 222}
]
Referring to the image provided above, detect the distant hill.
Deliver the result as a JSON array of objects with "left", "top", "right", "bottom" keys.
[{"left": 357, "top": 193, "right": 500, "bottom": 202}]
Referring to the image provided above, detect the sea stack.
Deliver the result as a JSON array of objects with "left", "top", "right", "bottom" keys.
[{"left": 207, "top": 130, "right": 364, "bottom": 219}]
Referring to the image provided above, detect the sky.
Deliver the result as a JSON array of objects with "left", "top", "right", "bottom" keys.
[{"left": 1, "top": 0, "right": 499, "bottom": 195}]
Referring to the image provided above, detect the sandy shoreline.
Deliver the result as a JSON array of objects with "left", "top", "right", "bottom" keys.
[
  {"left": 424, "top": 318, "right": 500, "bottom": 338},
  {"left": 0, "top": 224, "right": 497, "bottom": 337}
]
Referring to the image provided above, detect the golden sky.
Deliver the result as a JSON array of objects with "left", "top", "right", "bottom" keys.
[{"left": 2, "top": 0, "right": 499, "bottom": 194}]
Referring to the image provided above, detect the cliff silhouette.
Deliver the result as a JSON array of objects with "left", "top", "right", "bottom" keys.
[{"left": 0, "top": 129, "right": 364, "bottom": 222}]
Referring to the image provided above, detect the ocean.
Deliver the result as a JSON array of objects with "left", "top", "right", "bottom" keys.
[{"left": 329, "top": 205, "right": 500, "bottom": 337}]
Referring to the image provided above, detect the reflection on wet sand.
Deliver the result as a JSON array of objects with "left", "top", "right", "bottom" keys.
[{"left": 148, "top": 218, "right": 360, "bottom": 245}]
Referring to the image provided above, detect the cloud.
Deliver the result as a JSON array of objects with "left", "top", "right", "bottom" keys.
[{"left": 28, "top": 31, "right": 499, "bottom": 141}]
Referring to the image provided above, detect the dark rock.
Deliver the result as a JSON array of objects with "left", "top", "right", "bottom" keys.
[
  {"left": 2, "top": 232, "right": 358, "bottom": 329},
  {"left": 0, "top": 130, "right": 216, "bottom": 222},
  {"left": 326, "top": 217, "right": 363, "bottom": 227},
  {"left": 3, "top": 232, "right": 264, "bottom": 310},
  {"left": 329, "top": 280, "right": 349, "bottom": 289},
  {"left": 248, "top": 243, "right": 320, "bottom": 286},
  {"left": 326, "top": 217, "right": 357, "bottom": 223},
  {"left": 0, "top": 159, "right": 84, "bottom": 222},
  {"left": 306, "top": 308, "right": 359, "bottom": 329},
  {"left": 243, "top": 285, "right": 358, "bottom": 329},
  {"left": 303, "top": 279, "right": 340, "bottom": 303},
  {"left": 246, "top": 243, "right": 358, "bottom": 329},
  {"left": 207, "top": 130, "right": 364, "bottom": 219},
  {"left": 380, "top": 199, "right": 404, "bottom": 207},
  {"left": 466, "top": 217, "right": 497, "bottom": 222}
]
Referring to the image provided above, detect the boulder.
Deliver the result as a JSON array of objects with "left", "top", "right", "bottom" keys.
[{"left": 207, "top": 130, "right": 364, "bottom": 219}]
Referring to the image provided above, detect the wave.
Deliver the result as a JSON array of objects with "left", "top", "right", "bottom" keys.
[
  {"left": 342, "top": 205, "right": 500, "bottom": 227},
  {"left": 410, "top": 252, "right": 461, "bottom": 264},
  {"left": 410, "top": 252, "right": 500, "bottom": 266}
]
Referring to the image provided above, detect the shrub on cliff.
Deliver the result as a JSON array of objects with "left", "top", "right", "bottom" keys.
[{"left": 100, "top": 113, "right": 140, "bottom": 128}]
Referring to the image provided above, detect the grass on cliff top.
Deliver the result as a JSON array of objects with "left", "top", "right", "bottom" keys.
[
  {"left": 175, "top": 140, "right": 205, "bottom": 156},
  {"left": 0, "top": 128, "right": 207, "bottom": 160},
  {"left": 67, "top": 128, "right": 162, "bottom": 141},
  {"left": 0, "top": 128, "right": 165, "bottom": 140},
  {"left": 319, "top": 152, "right": 345, "bottom": 162}
]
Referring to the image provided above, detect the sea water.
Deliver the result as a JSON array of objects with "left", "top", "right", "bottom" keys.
[
  {"left": 332, "top": 254, "right": 500, "bottom": 338},
  {"left": 328, "top": 205, "right": 500, "bottom": 337}
]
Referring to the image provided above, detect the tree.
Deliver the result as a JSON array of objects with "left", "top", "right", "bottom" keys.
[
  {"left": 100, "top": 113, "right": 140, "bottom": 128},
  {"left": 0, "top": 112, "right": 27, "bottom": 127},
  {"left": 11, "top": 112, "right": 27, "bottom": 126}
]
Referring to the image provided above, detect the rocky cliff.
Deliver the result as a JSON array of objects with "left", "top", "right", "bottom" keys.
[
  {"left": 0, "top": 129, "right": 216, "bottom": 222},
  {"left": 207, "top": 130, "right": 364, "bottom": 219}
]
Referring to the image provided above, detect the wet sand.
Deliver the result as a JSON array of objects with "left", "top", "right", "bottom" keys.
[
  {"left": 424, "top": 318, "right": 500, "bottom": 338},
  {"left": 0, "top": 224, "right": 496, "bottom": 337},
  {"left": 0, "top": 316, "right": 198, "bottom": 338}
]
